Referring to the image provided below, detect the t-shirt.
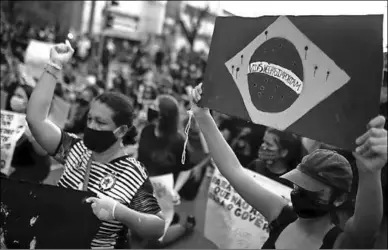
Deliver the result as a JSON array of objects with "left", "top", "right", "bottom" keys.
[
  {"left": 137, "top": 124, "right": 192, "bottom": 177},
  {"left": 247, "top": 160, "right": 293, "bottom": 188},
  {"left": 261, "top": 206, "right": 342, "bottom": 249},
  {"left": 52, "top": 131, "right": 161, "bottom": 249}
]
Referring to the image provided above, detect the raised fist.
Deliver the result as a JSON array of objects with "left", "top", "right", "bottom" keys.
[{"left": 49, "top": 40, "right": 74, "bottom": 69}]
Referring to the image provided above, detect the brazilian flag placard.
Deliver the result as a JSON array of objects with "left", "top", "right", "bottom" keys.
[{"left": 201, "top": 15, "right": 383, "bottom": 150}]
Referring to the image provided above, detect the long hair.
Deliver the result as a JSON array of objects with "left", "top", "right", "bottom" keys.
[
  {"left": 157, "top": 94, "right": 180, "bottom": 138},
  {"left": 5, "top": 82, "right": 33, "bottom": 111}
]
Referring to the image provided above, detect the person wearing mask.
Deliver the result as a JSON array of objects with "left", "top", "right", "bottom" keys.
[
  {"left": 64, "top": 85, "right": 99, "bottom": 135},
  {"left": 191, "top": 83, "right": 387, "bottom": 249},
  {"left": 26, "top": 41, "right": 165, "bottom": 248},
  {"left": 137, "top": 94, "right": 196, "bottom": 248},
  {"left": 247, "top": 128, "right": 302, "bottom": 188},
  {"left": 5, "top": 83, "right": 50, "bottom": 183}
]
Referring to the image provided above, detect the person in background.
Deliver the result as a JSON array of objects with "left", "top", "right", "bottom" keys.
[
  {"left": 137, "top": 94, "right": 196, "bottom": 248},
  {"left": 5, "top": 83, "right": 50, "bottom": 183},
  {"left": 247, "top": 128, "right": 302, "bottom": 188},
  {"left": 64, "top": 85, "right": 99, "bottom": 135},
  {"left": 26, "top": 41, "right": 165, "bottom": 248},
  {"left": 191, "top": 83, "right": 387, "bottom": 249}
]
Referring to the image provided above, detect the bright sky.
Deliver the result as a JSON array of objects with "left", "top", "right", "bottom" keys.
[{"left": 219, "top": 1, "right": 387, "bottom": 51}]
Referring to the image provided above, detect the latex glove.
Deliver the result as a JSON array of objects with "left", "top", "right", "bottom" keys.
[
  {"left": 86, "top": 192, "right": 119, "bottom": 222},
  {"left": 354, "top": 115, "right": 387, "bottom": 173},
  {"left": 171, "top": 189, "right": 181, "bottom": 205},
  {"left": 49, "top": 40, "right": 74, "bottom": 69}
]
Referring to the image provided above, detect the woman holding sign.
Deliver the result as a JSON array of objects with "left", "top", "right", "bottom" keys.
[
  {"left": 4, "top": 82, "right": 51, "bottom": 183},
  {"left": 26, "top": 41, "right": 165, "bottom": 248},
  {"left": 190, "top": 83, "right": 387, "bottom": 249}
]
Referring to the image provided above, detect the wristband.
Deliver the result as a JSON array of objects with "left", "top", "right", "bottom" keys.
[
  {"left": 112, "top": 201, "right": 118, "bottom": 220},
  {"left": 44, "top": 65, "right": 59, "bottom": 80},
  {"left": 47, "top": 60, "right": 62, "bottom": 70}
]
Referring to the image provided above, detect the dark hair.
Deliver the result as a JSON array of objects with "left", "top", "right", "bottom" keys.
[
  {"left": 157, "top": 94, "right": 180, "bottom": 137},
  {"left": 94, "top": 92, "right": 138, "bottom": 145},
  {"left": 5, "top": 82, "right": 33, "bottom": 111},
  {"left": 266, "top": 128, "right": 302, "bottom": 170}
]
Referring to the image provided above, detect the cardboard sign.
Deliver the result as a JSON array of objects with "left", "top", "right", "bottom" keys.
[
  {"left": 201, "top": 15, "right": 384, "bottom": 150},
  {"left": 149, "top": 174, "right": 175, "bottom": 240},
  {"left": 0, "top": 177, "right": 101, "bottom": 248},
  {"left": 204, "top": 168, "right": 291, "bottom": 249},
  {"left": 24, "top": 40, "right": 54, "bottom": 66},
  {"left": 48, "top": 96, "right": 71, "bottom": 129},
  {"left": 0, "top": 110, "right": 26, "bottom": 176}
]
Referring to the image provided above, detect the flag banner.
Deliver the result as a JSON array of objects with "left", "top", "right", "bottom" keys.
[
  {"left": 200, "top": 15, "right": 383, "bottom": 150},
  {"left": 0, "top": 177, "right": 101, "bottom": 249}
]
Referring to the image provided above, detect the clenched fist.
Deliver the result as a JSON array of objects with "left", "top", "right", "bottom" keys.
[{"left": 49, "top": 40, "right": 74, "bottom": 69}]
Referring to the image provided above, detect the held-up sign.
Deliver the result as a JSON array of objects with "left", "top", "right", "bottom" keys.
[
  {"left": 149, "top": 174, "right": 175, "bottom": 241},
  {"left": 0, "top": 110, "right": 26, "bottom": 176},
  {"left": 200, "top": 15, "right": 384, "bottom": 150},
  {"left": 204, "top": 168, "right": 291, "bottom": 249}
]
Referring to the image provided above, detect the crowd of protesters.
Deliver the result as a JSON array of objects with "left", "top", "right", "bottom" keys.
[{"left": 1, "top": 11, "right": 387, "bottom": 249}]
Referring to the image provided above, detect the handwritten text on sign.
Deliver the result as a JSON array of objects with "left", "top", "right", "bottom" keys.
[
  {"left": 204, "top": 168, "right": 291, "bottom": 249},
  {"left": 0, "top": 110, "right": 26, "bottom": 175}
]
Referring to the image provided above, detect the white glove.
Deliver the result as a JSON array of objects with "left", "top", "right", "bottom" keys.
[{"left": 86, "top": 192, "right": 119, "bottom": 222}]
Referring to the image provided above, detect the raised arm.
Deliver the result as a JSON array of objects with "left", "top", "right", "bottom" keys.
[
  {"left": 190, "top": 84, "right": 287, "bottom": 223},
  {"left": 337, "top": 116, "right": 387, "bottom": 248},
  {"left": 26, "top": 41, "right": 74, "bottom": 155}
]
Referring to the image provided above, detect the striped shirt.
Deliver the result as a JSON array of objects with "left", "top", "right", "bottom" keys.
[{"left": 52, "top": 131, "right": 161, "bottom": 249}]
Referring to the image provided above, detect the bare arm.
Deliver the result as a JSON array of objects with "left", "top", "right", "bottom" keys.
[
  {"left": 336, "top": 170, "right": 383, "bottom": 248},
  {"left": 26, "top": 65, "right": 62, "bottom": 155},
  {"left": 115, "top": 204, "right": 165, "bottom": 240},
  {"left": 193, "top": 109, "right": 287, "bottom": 222}
]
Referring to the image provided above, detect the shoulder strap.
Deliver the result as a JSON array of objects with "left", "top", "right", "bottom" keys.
[
  {"left": 321, "top": 226, "right": 342, "bottom": 249},
  {"left": 82, "top": 156, "right": 93, "bottom": 191}
]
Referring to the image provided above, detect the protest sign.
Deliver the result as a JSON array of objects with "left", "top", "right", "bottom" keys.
[
  {"left": 0, "top": 177, "right": 101, "bottom": 248},
  {"left": 48, "top": 96, "right": 71, "bottom": 129},
  {"left": 0, "top": 110, "right": 26, "bottom": 176},
  {"left": 24, "top": 40, "right": 54, "bottom": 67},
  {"left": 204, "top": 168, "right": 291, "bottom": 249},
  {"left": 201, "top": 15, "right": 384, "bottom": 150},
  {"left": 149, "top": 174, "right": 175, "bottom": 239}
]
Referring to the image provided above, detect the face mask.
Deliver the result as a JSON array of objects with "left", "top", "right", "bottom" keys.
[
  {"left": 77, "top": 98, "right": 89, "bottom": 107},
  {"left": 10, "top": 96, "right": 26, "bottom": 112},
  {"left": 147, "top": 107, "right": 159, "bottom": 122},
  {"left": 258, "top": 146, "right": 280, "bottom": 164},
  {"left": 290, "top": 188, "right": 334, "bottom": 219},
  {"left": 83, "top": 127, "right": 119, "bottom": 153}
]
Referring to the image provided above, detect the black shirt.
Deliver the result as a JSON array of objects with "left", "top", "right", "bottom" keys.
[
  {"left": 262, "top": 206, "right": 342, "bottom": 249},
  {"left": 137, "top": 124, "right": 192, "bottom": 177},
  {"left": 247, "top": 160, "right": 293, "bottom": 188}
]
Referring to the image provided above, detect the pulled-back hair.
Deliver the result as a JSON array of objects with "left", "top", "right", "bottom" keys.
[
  {"left": 157, "top": 94, "right": 180, "bottom": 138},
  {"left": 95, "top": 92, "right": 138, "bottom": 145}
]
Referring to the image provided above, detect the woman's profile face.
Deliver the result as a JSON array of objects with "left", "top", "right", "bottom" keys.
[
  {"left": 261, "top": 131, "right": 281, "bottom": 152},
  {"left": 87, "top": 100, "right": 116, "bottom": 131}
]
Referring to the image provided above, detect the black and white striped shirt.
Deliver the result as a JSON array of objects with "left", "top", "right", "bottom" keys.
[{"left": 52, "top": 131, "right": 161, "bottom": 249}]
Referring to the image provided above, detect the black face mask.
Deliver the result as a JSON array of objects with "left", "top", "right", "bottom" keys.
[
  {"left": 83, "top": 127, "right": 119, "bottom": 153},
  {"left": 290, "top": 188, "right": 334, "bottom": 219},
  {"left": 77, "top": 98, "right": 89, "bottom": 107},
  {"left": 147, "top": 107, "right": 159, "bottom": 122}
]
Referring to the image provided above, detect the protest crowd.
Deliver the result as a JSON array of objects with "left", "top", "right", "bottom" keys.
[{"left": 0, "top": 3, "right": 388, "bottom": 250}]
